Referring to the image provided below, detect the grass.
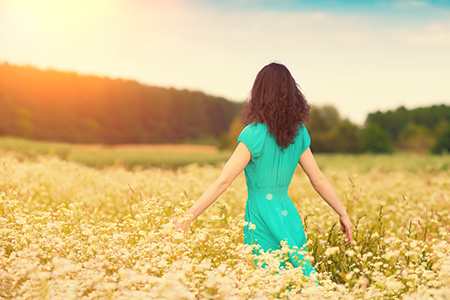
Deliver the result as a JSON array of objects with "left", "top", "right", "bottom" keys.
[
  {"left": 313, "top": 153, "right": 450, "bottom": 173},
  {"left": 0, "top": 136, "right": 232, "bottom": 169},
  {"left": 68, "top": 149, "right": 232, "bottom": 169},
  {"left": 0, "top": 136, "right": 71, "bottom": 159},
  {"left": 2, "top": 136, "right": 450, "bottom": 171}
]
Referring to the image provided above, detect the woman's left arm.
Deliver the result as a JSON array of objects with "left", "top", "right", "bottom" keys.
[{"left": 172, "top": 142, "right": 251, "bottom": 232}]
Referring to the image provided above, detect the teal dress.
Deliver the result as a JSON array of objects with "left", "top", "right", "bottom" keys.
[{"left": 238, "top": 122, "right": 317, "bottom": 279}]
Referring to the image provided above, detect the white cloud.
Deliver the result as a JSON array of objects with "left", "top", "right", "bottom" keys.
[
  {"left": 393, "top": 21, "right": 450, "bottom": 46},
  {"left": 393, "top": 1, "right": 428, "bottom": 9}
]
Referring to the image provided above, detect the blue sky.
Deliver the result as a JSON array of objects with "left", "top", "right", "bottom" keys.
[
  {"left": 1, "top": 0, "right": 449, "bottom": 124},
  {"left": 192, "top": 0, "right": 450, "bottom": 12}
]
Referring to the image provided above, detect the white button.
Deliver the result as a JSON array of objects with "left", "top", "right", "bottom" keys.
[
  {"left": 266, "top": 193, "right": 273, "bottom": 200},
  {"left": 281, "top": 210, "right": 288, "bottom": 216}
]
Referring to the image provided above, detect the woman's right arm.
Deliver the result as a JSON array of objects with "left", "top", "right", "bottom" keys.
[{"left": 299, "top": 147, "right": 354, "bottom": 243}]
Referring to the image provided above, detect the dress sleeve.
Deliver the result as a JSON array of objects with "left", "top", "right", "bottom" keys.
[
  {"left": 300, "top": 124, "right": 311, "bottom": 154},
  {"left": 237, "top": 123, "right": 266, "bottom": 159}
]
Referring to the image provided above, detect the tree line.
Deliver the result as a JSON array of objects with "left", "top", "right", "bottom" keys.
[
  {"left": 0, "top": 63, "right": 241, "bottom": 144},
  {"left": 1, "top": 63, "right": 449, "bottom": 153},
  {"left": 366, "top": 105, "right": 450, "bottom": 154},
  {"left": 219, "top": 104, "right": 450, "bottom": 154}
]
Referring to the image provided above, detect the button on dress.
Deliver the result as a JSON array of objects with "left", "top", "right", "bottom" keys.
[{"left": 238, "top": 122, "right": 317, "bottom": 278}]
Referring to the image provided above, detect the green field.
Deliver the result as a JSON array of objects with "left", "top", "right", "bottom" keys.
[
  {"left": 2, "top": 136, "right": 450, "bottom": 171},
  {"left": 0, "top": 137, "right": 232, "bottom": 169}
]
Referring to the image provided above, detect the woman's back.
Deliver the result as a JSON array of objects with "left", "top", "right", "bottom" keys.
[{"left": 238, "top": 122, "right": 310, "bottom": 189}]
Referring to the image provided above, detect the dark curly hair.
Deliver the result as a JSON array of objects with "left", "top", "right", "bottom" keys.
[{"left": 240, "top": 62, "right": 311, "bottom": 149}]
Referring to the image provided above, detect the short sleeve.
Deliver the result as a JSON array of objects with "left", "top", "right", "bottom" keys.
[
  {"left": 237, "top": 123, "right": 267, "bottom": 159},
  {"left": 300, "top": 124, "right": 311, "bottom": 154}
]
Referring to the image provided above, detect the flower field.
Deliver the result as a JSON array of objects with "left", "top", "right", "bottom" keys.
[{"left": 1, "top": 151, "right": 450, "bottom": 299}]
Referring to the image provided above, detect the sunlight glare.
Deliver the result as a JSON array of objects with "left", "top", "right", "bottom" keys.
[
  {"left": 1, "top": 0, "right": 112, "bottom": 34},
  {"left": 0, "top": 5, "right": 36, "bottom": 41}
]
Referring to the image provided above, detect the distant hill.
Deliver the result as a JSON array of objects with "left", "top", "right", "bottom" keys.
[{"left": 0, "top": 63, "right": 241, "bottom": 144}]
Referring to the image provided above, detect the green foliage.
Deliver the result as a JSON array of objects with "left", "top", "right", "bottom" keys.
[
  {"left": 14, "top": 119, "right": 34, "bottom": 138},
  {"left": 308, "top": 105, "right": 361, "bottom": 153},
  {"left": 359, "top": 123, "right": 393, "bottom": 153},
  {"left": 398, "top": 122, "right": 434, "bottom": 153},
  {"left": 366, "top": 104, "right": 450, "bottom": 152},
  {"left": 0, "top": 63, "right": 241, "bottom": 144},
  {"left": 308, "top": 105, "right": 341, "bottom": 133},
  {"left": 217, "top": 116, "right": 245, "bottom": 151},
  {"left": 333, "top": 120, "right": 360, "bottom": 153},
  {"left": 431, "top": 125, "right": 450, "bottom": 154}
]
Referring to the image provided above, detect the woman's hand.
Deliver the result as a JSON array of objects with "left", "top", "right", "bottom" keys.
[
  {"left": 339, "top": 214, "right": 354, "bottom": 244},
  {"left": 165, "top": 142, "right": 250, "bottom": 239},
  {"left": 170, "top": 215, "right": 192, "bottom": 234}
]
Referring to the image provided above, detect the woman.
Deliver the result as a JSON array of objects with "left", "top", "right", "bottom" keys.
[{"left": 172, "top": 62, "right": 354, "bottom": 279}]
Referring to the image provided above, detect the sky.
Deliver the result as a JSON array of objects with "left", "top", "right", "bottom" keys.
[{"left": 1, "top": 0, "right": 449, "bottom": 124}]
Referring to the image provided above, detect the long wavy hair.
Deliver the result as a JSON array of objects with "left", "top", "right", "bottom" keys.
[{"left": 240, "top": 62, "right": 311, "bottom": 149}]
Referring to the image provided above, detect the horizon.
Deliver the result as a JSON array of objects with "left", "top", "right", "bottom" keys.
[{"left": 1, "top": 0, "right": 449, "bottom": 125}]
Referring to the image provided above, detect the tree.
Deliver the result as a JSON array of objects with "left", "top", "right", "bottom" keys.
[
  {"left": 307, "top": 105, "right": 361, "bottom": 153},
  {"left": 0, "top": 63, "right": 241, "bottom": 144},
  {"left": 14, "top": 108, "right": 33, "bottom": 138},
  {"left": 398, "top": 122, "right": 434, "bottom": 153},
  {"left": 308, "top": 105, "right": 340, "bottom": 134},
  {"left": 359, "top": 123, "right": 393, "bottom": 153},
  {"left": 334, "top": 120, "right": 360, "bottom": 153},
  {"left": 365, "top": 104, "right": 450, "bottom": 153},
  {"left": 217, "top": 116, "right": 245, "bottom": 150},
  {"left": 431, "top": 125, "right": 450, "bottom": 154}
]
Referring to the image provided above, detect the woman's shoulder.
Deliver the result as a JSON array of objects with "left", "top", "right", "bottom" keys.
[
  {"left": 243, "top": 122, "right": 268, "bottom": 133},
  {"left": 295, "top": 123, "right": 311, "bottom": 153},
  {"left": 293, "top": 123, "right": 310, "bottom": 143},
  {"left": 239, "top": 122, "right": 269, "bottom": 140},
  {"left": 238, "top": 122, "right": 268, "bottom": 158},
  {"left": 298, "top": 123, "right": 308, "bottom": 133}
]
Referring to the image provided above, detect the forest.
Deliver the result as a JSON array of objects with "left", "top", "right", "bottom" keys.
[
  {"left": 1, "top": 62, "right": 449, "bottom": 154},
  {"left": 0, "top": 63, "right": 241, "bottom": 144},
  {"left": 220, "top": 105, "right": 450, "bottom": 154},
  {"left": 310, "top": 104, "right": 450, "bottom": 154},
  {"left": 366, "top": 105, "right": 450, "bottom": 154}
]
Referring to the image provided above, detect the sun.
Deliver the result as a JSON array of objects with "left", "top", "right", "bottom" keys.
[
  {"left": 0, "top": 0, "right": 112, "bottom": 37},
  {"left": 0, "top": 2, "right": 37, "bottom": 41}
]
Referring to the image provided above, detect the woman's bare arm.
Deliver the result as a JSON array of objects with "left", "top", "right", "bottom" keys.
[
  {"left": 173, "top": 142, "right": 251, "bottom": 231},
  {"left": 299, "top": 147, "right": 347, "bottom": 216},
  {"left": 299, "top": 147, "right": 354, "bottom": 243}
]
